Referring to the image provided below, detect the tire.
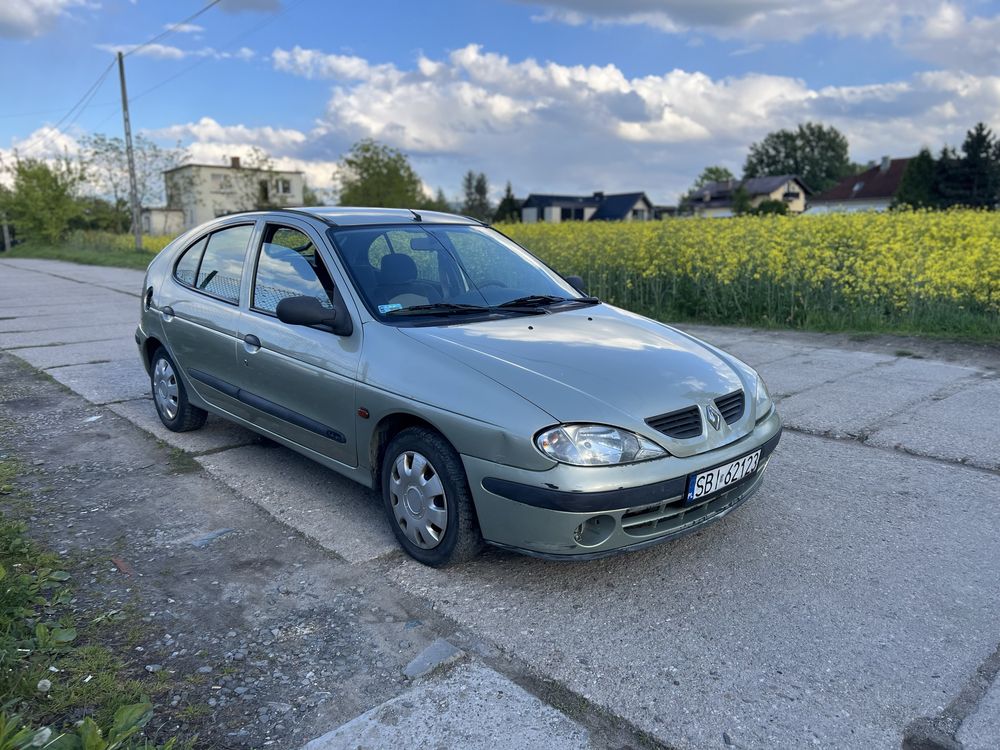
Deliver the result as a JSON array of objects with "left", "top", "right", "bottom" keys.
[
  {"left": 381, "top": 427, "right": 484, "bottom": 566},
  {"left": 150, "top": 347, "right": 207, "bottom": 432}
]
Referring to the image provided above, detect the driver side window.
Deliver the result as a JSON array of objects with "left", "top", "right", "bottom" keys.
[{"left": 252, "top": 226, "right": 336, "bottom": 314}]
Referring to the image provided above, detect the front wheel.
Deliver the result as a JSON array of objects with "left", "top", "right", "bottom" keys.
[
  {"left": 150, "top": 347, "right": 207, "bottom": 432},
  {"left": 381, "top": 427, "right": 484, "bottom": 566}
]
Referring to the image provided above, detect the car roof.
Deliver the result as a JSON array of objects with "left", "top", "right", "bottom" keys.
[{"left": 276, "top": 207, "right": 481, "bottom": 227}]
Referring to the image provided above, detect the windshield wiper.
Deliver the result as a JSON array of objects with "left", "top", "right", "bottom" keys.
[
  {"left": 385, "top": 302, "right": 492, "bottom": 316},
  {"left": 497, "top": 294, "right": 601, "bottom": 309}
]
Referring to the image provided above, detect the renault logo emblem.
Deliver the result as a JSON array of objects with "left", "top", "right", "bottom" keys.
[{"left": 706, "top": 405, "right": 722, "bottom": 430}]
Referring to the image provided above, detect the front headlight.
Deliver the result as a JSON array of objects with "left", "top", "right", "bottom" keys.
[
  {"left": 755, "top": 376, "right": 773, "bottom": 421},
  {"left": 535, "top": 424, "right": 666, "bottom": 466}
]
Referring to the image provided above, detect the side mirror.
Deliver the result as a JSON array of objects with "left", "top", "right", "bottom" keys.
[
  {"left": 276, "top": 295, "right": 353, "bottom": 337},
  {"left": 564, "top": 275, "right": 588, "bottom": 294}
]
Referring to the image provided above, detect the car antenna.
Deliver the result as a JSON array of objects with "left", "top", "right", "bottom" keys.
[{"left": 409, "top": 208, "right": 422, "bottom": 222}]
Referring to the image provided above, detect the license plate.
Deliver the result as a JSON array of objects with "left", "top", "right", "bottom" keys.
[{"left": 686, "top": 450, "right": 761, "bottom": 503}]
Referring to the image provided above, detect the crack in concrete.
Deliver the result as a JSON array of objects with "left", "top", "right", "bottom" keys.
[{"left": 903, "top": 641, "right": 1000, "bottom": 750}]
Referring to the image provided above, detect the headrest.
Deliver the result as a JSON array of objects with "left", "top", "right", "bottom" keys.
[{"left": 380, "top": 253, "right": 418, "bottom": 284}]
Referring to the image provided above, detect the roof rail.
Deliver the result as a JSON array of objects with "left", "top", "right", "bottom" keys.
[{"left": 275, "top": 207, "right": 339, "bottom": 226}]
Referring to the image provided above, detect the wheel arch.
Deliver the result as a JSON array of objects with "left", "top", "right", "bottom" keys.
[
  {"left": 369, "top": 412, "right": 451, "bottom": 490},
  {"left": 142, "top": 335, "right": 164, "bottom": 370}
]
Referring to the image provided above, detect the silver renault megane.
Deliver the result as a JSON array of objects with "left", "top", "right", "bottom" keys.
[{"left": 136, "top": 207, "right": 781, "bottom": 565}]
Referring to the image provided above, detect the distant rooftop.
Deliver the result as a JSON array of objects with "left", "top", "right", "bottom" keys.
[{"left": 813, "top": 157, "right": 913, "bottom": 202}]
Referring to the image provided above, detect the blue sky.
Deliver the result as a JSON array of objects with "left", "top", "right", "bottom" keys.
[{"left": 2, "top": 0, "right": 1000, "bottom": 203}]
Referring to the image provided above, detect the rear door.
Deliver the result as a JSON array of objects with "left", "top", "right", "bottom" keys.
[
  {"left": 236, "top": 219, "right": 362, "bottom": 468},
  {"left": 159, "top": 221, "right": 257, "bottom": 415}
]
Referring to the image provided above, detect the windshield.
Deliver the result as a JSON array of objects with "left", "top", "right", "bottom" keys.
[{"left": 327, "top": 224, "right": 587, "bottom": 320}]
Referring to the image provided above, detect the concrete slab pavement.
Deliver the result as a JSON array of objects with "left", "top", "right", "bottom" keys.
[
  {"left": 866, "top": 377, "right": 1000, "bottom": 471},
  {"left": 3, "top": 257, "right": 999, "bottom": 750},
  {"left": 106, "top": 399, "right": 264, "bottom": 454},
  {"left": 389, "top": 430, "right": 1000, "bottom": 749},
  {"left": 44, "top": 358, "right": 150, "bottom": 404},
  {"left": 302, "top": 662, "right": 592, "bottom": 750},
  {"left": 958, "top": 678, "right": 1000, "bottom": 750},
  {"left": 197, "top": 444, "right": 400, "bottom": 564},
  {"left": 13, "top": 337, "right": 138, "bottom": 369}
]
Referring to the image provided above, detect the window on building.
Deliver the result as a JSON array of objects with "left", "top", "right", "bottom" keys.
[
  {"left": 277, "top": 179, "right": 292, "bottom": 195},
  {"left": 211, "top": 173, "right": 233, "bottom": 191}
]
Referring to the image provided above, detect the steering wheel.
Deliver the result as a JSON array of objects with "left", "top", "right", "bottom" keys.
[
  {"left": 477, "top": 279, "right": 507, "bottom": 289},
  {"left": 408, "top": 279, "right": 442, "bottom": 301}
]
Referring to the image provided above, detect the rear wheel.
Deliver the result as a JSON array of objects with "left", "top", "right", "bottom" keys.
[
  {"left": 150, "top": 347, "right": 207, "bottom": 432},
  {"left": 381, "top": 427, "right": 484, "bottom": 566}
]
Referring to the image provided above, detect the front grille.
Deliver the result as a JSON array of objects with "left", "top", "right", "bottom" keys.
[
  {"left": 714, "top": 390, "right": 745, "bottom": 424},
  {"left": 620, "top": 464, "right": 767, "bottom": 539},
  {"left": 646, "top": 405, "right": 702, "bottom": 439}
]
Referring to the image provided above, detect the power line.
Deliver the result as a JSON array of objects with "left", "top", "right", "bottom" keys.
[
  {"left": 17, "top": 60, "right": 116, "bottom": 156},
  {"left": 0, "top": 102, "right": 116, "bottom": 120},
  {"left": 124, "top": 0, "right": 223, "bottom": 59},
  {"left": 130, "top": 0, "right": 304, "bottom": 104}
]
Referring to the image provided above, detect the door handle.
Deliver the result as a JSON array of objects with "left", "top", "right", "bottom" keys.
[
  {"left": 160, "top": 305, "right": 174, "bottom": 322},
  {"left": 243, "top": 334, "right": 261, "bottom": 354}
]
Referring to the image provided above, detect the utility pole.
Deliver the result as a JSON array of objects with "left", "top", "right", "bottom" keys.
[
  {"left": 1, "top": 212, "right": 10, "bottom": 253},
  {"left": 117, "top": 51, "right": 143, "bottom": 252}
]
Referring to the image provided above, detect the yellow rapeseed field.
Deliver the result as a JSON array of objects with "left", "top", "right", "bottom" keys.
[{"left": 498, "top": 209, "right": 1000, "bottom": 339}]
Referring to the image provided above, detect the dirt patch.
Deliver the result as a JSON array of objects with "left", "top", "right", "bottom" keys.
[{"left": 0, "top": 353, "right": 447, "bottom": 749}]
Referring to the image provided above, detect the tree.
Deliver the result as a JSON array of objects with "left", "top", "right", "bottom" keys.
[
  {"left": 79, "top": 133, "right": 184, "bottom": 227},
  {"left": 417, "top": 188, "right": 451, "bottom": 213},
  {"left": 731, "top": 185, "right": 752, "bottom": 215},
  {"left": 691, "top": 166, "right": 735, "bottom": 192},
  {"left": 336, "top": 139, "right": 425, "bottom": 207},
  {"left": 751, "top": 199, "right": 788, "bottom": 216},
  {"left": 461, "top": 170, "right": 492, "bottom": 221},
  {"left": 70, "top": 196, "right": 130, "bottom": 232},
  {"left": 744, "top": 122, "right": 854, "bottom": 193},
  {"left": 3, "top": 156, "right": 84, "bottom": 243},
  {"left": 955, "top": 123, "right": 999, "bottom": 208},
  {"left": 302, "top": 181, "right": 323, "bottom": 206},
  {"left": 893, "top": 148, "right": 936, "bottom": 209},
  {"left": 493, "top": 181, "right": 520, "bottom": 223}
]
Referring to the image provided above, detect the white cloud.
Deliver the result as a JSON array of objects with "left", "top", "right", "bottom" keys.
[
  {"left": 167, "top": 22, "right": 204, "bottom": 34},
  {"left": 141, "top": 118, "right": 337, "bottom": 194},
  {"left": 268, "top": 44, "right": 1000, "bottom": 203},
  {"left": 0, "top": 126, "right": 82, "bottom": 187},
  {"left": 518, "top": 0, "right": 943, "bottom": 41},
  {"left": 94, "top": 42, "right": 255, "bottom": 61},
  {"left": 96, "top": 42, "right": 186, "bottom": 60},
  {"left": 905, "top": 3, "right": 1000, "bottom": 74},
  {"left": 147, "top": 117, "right": 307, "bottom": 153},
  {"left": 0, "top": 0, "right": 93, "bottom": 39}
]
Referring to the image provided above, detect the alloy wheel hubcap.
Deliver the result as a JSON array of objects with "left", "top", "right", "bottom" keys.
[
  {"left": 389, "top": 450, "right": 448, "bottom": 549},
  {"left": 153, "top": 358, "right": 179, "bottom": 420}
]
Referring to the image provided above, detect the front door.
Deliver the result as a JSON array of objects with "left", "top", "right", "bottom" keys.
[{"left": 236, "top": 221, "right": 362, "bottom": 468}]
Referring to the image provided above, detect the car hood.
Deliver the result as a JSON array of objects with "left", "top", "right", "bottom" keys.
[{"left": 399, "top": 305, "right": 751, "bottom": 455}]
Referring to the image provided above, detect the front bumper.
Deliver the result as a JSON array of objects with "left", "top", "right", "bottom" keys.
[{"left": 463, "top": 410, "right": 782, "bottom": 559}]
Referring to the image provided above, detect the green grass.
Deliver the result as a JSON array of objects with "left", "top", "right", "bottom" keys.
[
  {"left": 3, "top": 241, "right": 158, "bottom": 270},
  {"left": 0, "top": 459, "right": 181, "bottom": 746}
]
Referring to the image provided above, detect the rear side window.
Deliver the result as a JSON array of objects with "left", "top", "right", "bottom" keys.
[
  {"left": 193, "top": 225, "right": 253, "bottom": 303},
  {"left": 172, "top": 224, "right": 253, "bottom": 303},
  {"left": 252, "top": 225, "right": 336, "bottom": 313},
  {"left": 173, "top": 237, "right": 206, "bottom": 287}
]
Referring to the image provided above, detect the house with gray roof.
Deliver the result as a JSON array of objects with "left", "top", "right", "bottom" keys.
[
  {"left": 688, "top": 175, "right": 811, "bottom": 217},
  {"left": 521, "top": 191, "right": 654, "bottom": 223}
]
